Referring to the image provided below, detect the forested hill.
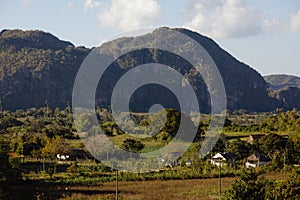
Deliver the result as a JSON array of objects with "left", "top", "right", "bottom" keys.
[
  {"left": 0, "top": 29, "right": 90, "bottom": 110},
  {"left": 0, "top": 28, "right": 291, "bottom": 112}
]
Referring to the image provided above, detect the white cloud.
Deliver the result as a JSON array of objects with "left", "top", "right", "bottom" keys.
[
  {"left": 183, "top": 0, "right": 300, "bottom": 39},
  {"left": 98, "top": 0, "right": 161, "bottom": 31},
  {"left": 84, "top": 0, "right": 101, "bottom": 12},
  {"left": 183, "top": 0, "right": 264, "bottom": 39},
  {"left": 289, "top": 10, "right": 300, "bottom": 32}
]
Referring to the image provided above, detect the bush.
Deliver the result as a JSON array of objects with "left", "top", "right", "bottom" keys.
[
  {"left": 224, "top": 168, "right": 300, "bottom": 200},
  {"left": 224, "top": 169, "right": 266, "bottom": 200},
  {"left": 265, "top": 169, "right": 300, "bottom": 200}
]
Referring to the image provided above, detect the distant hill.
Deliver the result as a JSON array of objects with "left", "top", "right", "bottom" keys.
[
  {"left": 270, "top": 87, "right": 300, "bottom": 110},
  {"left": 0, "top": 28, "right": 281, "bottom": 112},
  {"left": 264, "top": 74, "right": 300, "bottom": 90},
  {"left": 264, "top": 74, "right": 300, "bottom": 110}
]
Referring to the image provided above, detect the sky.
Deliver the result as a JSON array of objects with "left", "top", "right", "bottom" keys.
[{"left": 1, "top": 0, "right": 300, "bottom": 76}]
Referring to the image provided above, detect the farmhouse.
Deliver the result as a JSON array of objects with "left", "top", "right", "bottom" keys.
[
  {"left": 245, "top": 154, "right": 271, "bottom": 168},
  {"left": 210, "top": 152, "right": 236, "bottom": 167}
]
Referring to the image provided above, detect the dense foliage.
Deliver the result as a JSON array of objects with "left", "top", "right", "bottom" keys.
[
  {"left": 224, "top": 109, "right": 300, "bottom": 132},
  {"left": 224, "top": 169, "right": 300, "bottom": 199}
]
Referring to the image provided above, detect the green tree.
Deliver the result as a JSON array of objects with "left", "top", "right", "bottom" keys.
[
  {"left": 212, "top": 134, "right": 227, "bottom": 153},
  {"left": 75, "top": 112, "right": 96, "bottom": 132},
  {"left": 121, "top": 139, "right": 144, "bottom": 153},
  {"left": 265, "top": 169, "right": 300, "bottom": 199},
  {"left": 0, "top": 139, "right": 21, "bottom": 199},
  {"left": 100, "top": 121, "right": 121, "bottom": 136},
  {"left": 161, "top": 109, "right": 180, "bottom": 137},
  {"left": 227, "top": 139, "right": 250, "bottom": 160},
  {"left": 224, "top": 169, "right": 266, "bottom": 200},
  {"left": 225, "top": 169, "right": 300, "bottom": 200},
  {"left": 41, "top": 136, "right": 70, "bottom": 158},
  {"left": 0, "top": 115, "right": 23, "bottom": 130},
  {"left": 259, "top": 134, "right": 284, "bottom": 161}
]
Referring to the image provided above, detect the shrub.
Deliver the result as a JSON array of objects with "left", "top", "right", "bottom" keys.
[{"left": 224, "top": 168, "right": 300, "bottom": 200}]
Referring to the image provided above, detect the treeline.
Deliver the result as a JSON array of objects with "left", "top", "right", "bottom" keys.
[
  {"left": 0, "top": 107, "right": 74, "bottom": 137},
  {"left": 223, "top": 109, "right": 300, "bottom": 133},
  {"left": 212, "top": 133, "right": 300, "bottom": 167},
  {"left": 0, "top": 107, "right": 79, "bottom": 160},
  {"left": 1, "top": 108, "right": 300, "bottom": 163}
]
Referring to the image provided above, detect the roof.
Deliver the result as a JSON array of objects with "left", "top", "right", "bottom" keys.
[
  {"left": 248, "top": 134, "right": 266, "bottom": 144},
  {"left": 7, "top": 152, "right": 25, "bottom": 158},
  {"left": 212, "top": 152, "right": 236, "bottom": 161},
  {"left": 221, "top": 152, "right": 236, "bottom": 160},
  {"left": 247, "top": 154, "right": 271, "bottom": 162},
  {"left": 70, "top": 148, "right": 86, "bottom": 156},
  {"left": 249, "top": 134, "right": 265, "bottom": 140}
]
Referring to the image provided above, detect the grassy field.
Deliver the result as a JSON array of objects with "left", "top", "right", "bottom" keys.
[
  {"left": 6, "top": 171, "right": 290, "bottom": 200},
  {"left": 58, "top": 178, "right": 236, "bottom": 200},
  {"left": 57, "top": 171, "right": 288, "bottom": 200},
  {"left": 6, "top": 178, "right": 234, "bottom": 200}
]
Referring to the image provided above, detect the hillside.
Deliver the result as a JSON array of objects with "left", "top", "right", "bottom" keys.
[
  {"left": 264, "top": 74, "right": 300, "bottom": 90},
  {"left": 264, "top": 74, "right": 300, "bottom": 110},
  {"left": 271, "top": 87, "right": 300, "bottom": 110},
  {"left": 0, "top": 29, "right": 90, "bottom": 110},
  {"left": 0, "top": 28, "right": 276, "bottom": 112}
]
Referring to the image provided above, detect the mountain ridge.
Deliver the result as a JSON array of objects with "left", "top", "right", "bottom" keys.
[
  {"left": 0, "top": 29, "right": 75, "bottom": 51},
  {"left": 264, "top": 74, "right": 300, "bottom": 90},
  {"left": 0, "top": 28, "right": 298, "bottom": 112}
]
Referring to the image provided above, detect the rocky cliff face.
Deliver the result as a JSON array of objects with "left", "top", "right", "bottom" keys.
[{"left": 0, "top": 28, "right": 275, "bottom": 112}]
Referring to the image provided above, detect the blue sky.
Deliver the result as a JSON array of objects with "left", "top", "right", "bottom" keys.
[{"left": 1, "top": 0, "right": 300, "bottom": 76}]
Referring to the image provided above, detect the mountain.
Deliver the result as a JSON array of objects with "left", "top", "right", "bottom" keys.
[
  {"left": 93, "top": 28, "right": 273, "bottom": 112},
  {"left": 264, "top": 74, "right": 300, "bottom": 110},
  {"left": 270, "top": 87, "right": 300, "bottom": 110},
  {"left": 264, "top": 74, "right": 300, "bottom": 91},
  {"left": 0, "top": 28, "right": 275, "bottom": 112},
  {"left": 0, "top": 29, "right": 90, "bottom": 110}
]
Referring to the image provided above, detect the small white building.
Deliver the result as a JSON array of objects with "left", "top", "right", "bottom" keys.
[
  {"left": 57, "top": 154, "right": 70, "bottom": 161},
  {"left": 185, "top": 159, "right": 192, "bottom": 166},
  {"left": 211, "top": 152, "right": 236, "bottom": 167},
  {"left": 245, "top": 154, "right": 271, "bottom": 168}
]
